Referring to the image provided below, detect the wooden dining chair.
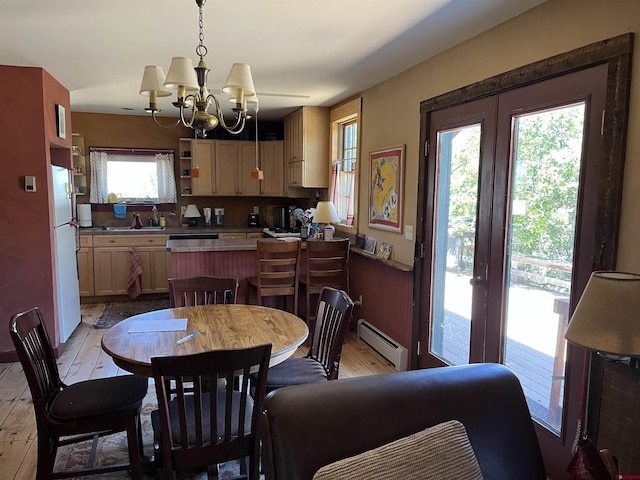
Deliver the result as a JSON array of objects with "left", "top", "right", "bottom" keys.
[
  {"left": 260, "top": 287, "right": 354, "bottom": 392},
  {"left": 150, "top": 344, "right": 272, "bottom": 480},
  {"left": 9, "top": 307, "right": 148, "bottom": 480},
  {"left": 168, "top": 275, "right": 239, "bottom": 307},
  {"left": 299, "top": 238, "right": 350, "bottom": 326},
  {"left": 247, "top": 239, "right": 301, "bottom": 313}
]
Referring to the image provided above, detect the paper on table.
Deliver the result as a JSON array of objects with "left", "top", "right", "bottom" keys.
[{"left": 128, "top": 318, "right": 188, "bottom": 333}]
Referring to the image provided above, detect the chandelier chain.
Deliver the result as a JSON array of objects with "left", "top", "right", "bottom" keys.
[{"left": 196, "top": 5, "right": 207, "bottom": 59}]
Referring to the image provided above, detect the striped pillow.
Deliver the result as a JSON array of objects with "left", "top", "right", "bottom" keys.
[{"left": 312, "top": 420, "right": 483, "bottom": 480}]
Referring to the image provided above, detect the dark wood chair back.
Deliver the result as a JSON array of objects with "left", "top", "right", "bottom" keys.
[
  {"left": 10, "top": 307, "right": 146, "bottom": 479},
  {"left": 248, "top": 239, "right": 301, "bottom": 312},
  {"left": 151, "top": 344, "right": 272, "bottom": 480},
  {"left": 301, "top": 238, "right": 350, "bottom": 325},
  {"left": 307, "top": 287, "right": 355, "bottom": 380},
  {"left": 169, "top": 275, "right": 239, "bottom": 307}
]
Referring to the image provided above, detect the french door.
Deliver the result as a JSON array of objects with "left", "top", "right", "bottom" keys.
[{"left": 419, "top": 64, "right": 609, "bottom": 466}]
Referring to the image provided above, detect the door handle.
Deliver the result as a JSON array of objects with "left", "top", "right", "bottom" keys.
[{"left": 469, "top": 276, "right": 485, "bottom": 286}]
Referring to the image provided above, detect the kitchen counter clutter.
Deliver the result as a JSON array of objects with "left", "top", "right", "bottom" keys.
[{"left": 79, "top": 226, "right": 265, "bottom": 237}]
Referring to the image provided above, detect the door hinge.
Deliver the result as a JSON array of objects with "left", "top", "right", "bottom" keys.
[
  {"left": 424, "top": 140, "right": 429, "bottom": 157},
  {"left": 416, "top": 340, "right": 421, "bottom": 356},
  {"left": 420, "top": 243, "right": 425, "bottom": 258},
  {"left": 601, "top": 110, "right": 605, "bottom": 136}
]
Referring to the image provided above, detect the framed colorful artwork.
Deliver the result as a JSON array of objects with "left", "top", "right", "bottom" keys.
[{"left": 368, "top": 145, "right": 404, "bottom": 232}]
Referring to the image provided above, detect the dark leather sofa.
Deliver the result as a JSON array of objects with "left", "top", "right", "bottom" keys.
[{"left": 261, "top": 363, "right": 546, "bottom": 480}]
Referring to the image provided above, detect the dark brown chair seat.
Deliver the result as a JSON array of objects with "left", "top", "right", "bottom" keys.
[
  {"left": 261, "top": 287, "right": 354, "bottom": 391},
  {"left": 10, "top": 307, "right": 147, "bottom": 480}
]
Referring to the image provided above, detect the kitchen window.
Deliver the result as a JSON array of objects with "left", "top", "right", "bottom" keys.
[
  {"left": 89, "top": 148, "right": 177, "bottom": 204},
  {"left": 330, "top": 98, "right": 361, "bottom": 227}
]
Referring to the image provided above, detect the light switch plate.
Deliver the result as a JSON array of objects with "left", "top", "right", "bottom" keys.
[
  {"left": 25, "top": 176, "right": 36, "bottom": 192},
  {"left": 405, "top": 225, "right": 413, "bottom": 241}
]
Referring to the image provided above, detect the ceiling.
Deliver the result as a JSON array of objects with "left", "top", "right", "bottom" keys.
[{"left": 0, "top": 0, "right": 546, "bottom": 121}]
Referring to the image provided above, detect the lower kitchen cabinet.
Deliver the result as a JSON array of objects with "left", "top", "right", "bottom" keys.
[
  {"left": 92, "top": 235, "right": 169, "bottom": 296},
  {"left": 77, "top": 235, "right": 94, "bottom": 297}
]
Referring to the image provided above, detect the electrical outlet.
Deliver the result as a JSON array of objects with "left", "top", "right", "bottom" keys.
[
  {"left": 253, "top": 206, "right": 259, "bottom": 214},
  {"left": 358, "top": 295, "right": 363, "bottom": 307},
  {"left": 181, "top": 206, "right": 187, "bottom": 216},
  {"left": 405, "top": 225, "right": 414, "bottom": 241}
]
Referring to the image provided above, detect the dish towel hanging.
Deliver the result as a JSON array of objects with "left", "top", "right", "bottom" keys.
[{"left": 127, "top": 247, "right": 143, "bottom": 299}]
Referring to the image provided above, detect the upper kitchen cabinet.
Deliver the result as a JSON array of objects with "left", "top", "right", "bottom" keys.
[
  {"left": 215, "top": 140, "right": 261, "bottom": 196},
  {"left": 259, "top": 141, "right": 284, "bottom": 197},
  {"left": 182, "top": 139, "right": 216, "bottom": 196},
  {"left": 284, "top": 106, "right": 330, "bottom": 189}
]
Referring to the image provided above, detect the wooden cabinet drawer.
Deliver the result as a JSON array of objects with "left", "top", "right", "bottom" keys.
[
  {"left": 218, "top": 233, "right": 247, "bottom": 240},
  {"left": 79, "top": 235, "right": 93, "bottom": 248},
  {"left": 93, "top": 234, "right": 167, "bottom": 247}
]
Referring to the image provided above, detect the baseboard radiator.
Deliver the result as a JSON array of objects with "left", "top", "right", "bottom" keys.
[{"left": 356, "top": 319, "right": 408, "bottom": 371}]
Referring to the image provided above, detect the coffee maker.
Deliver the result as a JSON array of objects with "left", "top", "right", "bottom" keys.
[{"left": 214, "top": 208, "right": 224, "bottom": 227}]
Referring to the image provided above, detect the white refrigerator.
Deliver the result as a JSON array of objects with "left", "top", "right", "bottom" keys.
[{"left": 52, "top": 165, "right": 82, "bottom": 343}]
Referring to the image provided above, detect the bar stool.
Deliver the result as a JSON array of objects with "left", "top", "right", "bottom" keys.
[
  {"left": 247, "top": 239, "right": 301, "bottom": 313},
  {"left": 299, "top": 238, "right": 350, "bottom": 327}
]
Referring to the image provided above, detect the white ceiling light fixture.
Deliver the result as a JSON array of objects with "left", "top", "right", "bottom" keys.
[{"left": 139, "top": 0, "right": 256, "bottom": 138}]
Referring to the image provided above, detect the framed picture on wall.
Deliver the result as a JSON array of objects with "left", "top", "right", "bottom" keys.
[
  {"left": 368, "top": 145, "right": 404, "bottom": 232},
  {"left": 55, "top": 104, "right": 66, "bottom": 139}
]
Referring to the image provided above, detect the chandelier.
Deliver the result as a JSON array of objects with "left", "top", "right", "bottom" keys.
[{"left": 139, "top": 0, "right": 256, "bottom": 138}]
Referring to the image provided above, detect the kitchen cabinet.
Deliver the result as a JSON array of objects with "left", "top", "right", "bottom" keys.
[
  {"left": 92, "top": 235, "right": 169, "bottom": 296},
  {"left": 179, "top": 138, "right": 216, "bottom": 196},
  {"left": 215, "top": 140, "right": 260, "bottom": 196},
  {"left": 77, "top": 235, "right": 94, "bottom": 296},
  {"left": 284, "top": 106, "right": 330, "bottom": 189},
  {"left": 72, "top": 133, "right": 87, "bottom": 196},
  {"left": 217, "top": 232, "right": 247, "bottom": 240},
  {"left": 259, "top": 141, "right": 284, "bottom": 196}
]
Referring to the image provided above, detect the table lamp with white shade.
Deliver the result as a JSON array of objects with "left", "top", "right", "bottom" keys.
[
  {"left": 565, "top": 271, "right": 640, "bottom": 357},
  {"left": 183, "top": 204, "right": 201, "bottom": 227},
  {"left": 313, "top": 201, "right": 340, "bottom": 240}
]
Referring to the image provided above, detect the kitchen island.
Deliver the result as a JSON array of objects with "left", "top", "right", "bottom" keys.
[{"left": 167, "top": 237, "right": 305, "bottom": 304}]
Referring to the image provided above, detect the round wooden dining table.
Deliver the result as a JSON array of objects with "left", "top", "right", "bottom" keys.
[{"left": 101, "top": 304, "right": 309, "bottom": 377}]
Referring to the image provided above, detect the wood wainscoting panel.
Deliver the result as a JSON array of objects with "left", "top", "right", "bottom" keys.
[{"left": 349, "top": 253, "right": 413, "bottom": 351}]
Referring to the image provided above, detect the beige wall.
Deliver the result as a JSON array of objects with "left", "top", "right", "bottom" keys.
[{"left": 358, "top": 0, "right": 640, "bottom": 268}]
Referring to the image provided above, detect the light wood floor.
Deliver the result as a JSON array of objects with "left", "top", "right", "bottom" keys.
[{"left": 0, "top": 303, "right": 395, "bottom": 479}]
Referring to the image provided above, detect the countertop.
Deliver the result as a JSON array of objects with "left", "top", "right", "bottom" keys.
[
  {"left": 166, "top": 238, "right": 304, "bottom": 252},
  {"left": 79, "top": 226, "right": 266, "bottom": 235}
]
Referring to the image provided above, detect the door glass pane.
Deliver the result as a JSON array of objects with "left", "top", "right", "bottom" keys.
[
  {"left": 503, "top": 103, "right": 585, "bottom": 434},
  {"left": 430, "top": 125, "right": 480, "bottom": 365}
]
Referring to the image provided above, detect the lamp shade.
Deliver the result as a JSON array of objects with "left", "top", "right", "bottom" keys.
[
  {"left": 564, "top": 271, "right": 640, "bottom": 356},
  {"left": 163, "top": 57, "right": 199, "bottom": 92},
  {"left": 183, "top": 204, "right": 201, "bottom": 218},
  {"left": 222, "top": 63, "right": 256, "bottom": 97},
  {"left": 313, "top": 201, "right": 340, "bottom": 224},
  {"left": 139, "top": 65, "right": 172, "bottom": 97}
]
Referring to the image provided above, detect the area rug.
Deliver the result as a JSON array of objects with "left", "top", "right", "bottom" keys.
[
  {"left": 53, "top": 383, "right": 250, "bottom": 479},
  {"left": 93, "top": 297, "right": 171, "bottom": 329}
]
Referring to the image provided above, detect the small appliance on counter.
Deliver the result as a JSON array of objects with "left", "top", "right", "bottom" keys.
[
  {"left": 77, "top": 204, "right": 92, "bottom": 227},
  {"left": 248, "top": 213, "right": 259, "bottom": 226},
  {"left": 214, "top": 208, "right": 224, "bottom": 227},
  {"left": 203, "top": 207, "right": 212, "bottom": 227}
]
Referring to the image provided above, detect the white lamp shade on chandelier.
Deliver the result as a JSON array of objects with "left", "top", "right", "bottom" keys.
[
  {"left": 139, "top": 66, "right": 171, "bottom": 98},
  {"left": 163, "top": 57, "right": 199, "bottom": 92}
]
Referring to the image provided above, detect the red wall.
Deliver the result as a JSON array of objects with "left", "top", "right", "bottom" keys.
[{"left": 0, "top": 65, "right": 71, "bottom": 360}]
